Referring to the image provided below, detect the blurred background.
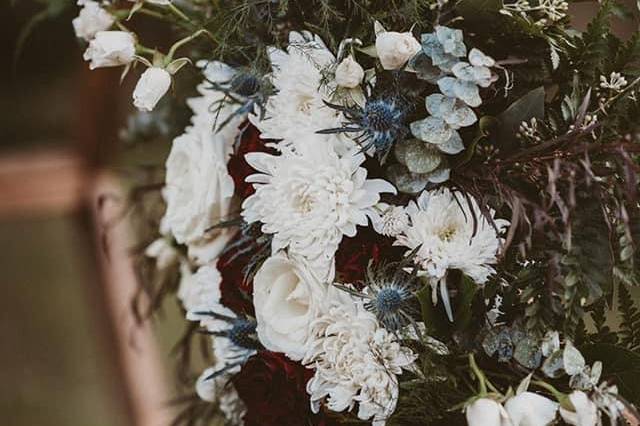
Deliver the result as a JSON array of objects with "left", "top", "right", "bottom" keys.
[{"left": 0, "top": 2, "right": 637, "bottom": 426}]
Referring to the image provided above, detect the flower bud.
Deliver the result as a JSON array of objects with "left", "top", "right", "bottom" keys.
[
  {"left": 133, "top": 67, "right": 172, "bottom": 112},
  {"left": 559, "top": 391, "right": 599, "bottom": 426},
  {"left": 466, "top": 398, "right": 511, "bottom": 426},
  {"left": 504, "top": 392, "right": 558, "bottom": 426},
  {"left": 72, "top": 1, "right": 114, "bottom": 41},
  {"left": 335, "top": 56, "right": 364, "bottom": 88},
  {"left": 83, "top": 31, "right": 136, "bottom": 70},
  {"left": 375, "top": 30, "right": 421, "bottom": 70}
]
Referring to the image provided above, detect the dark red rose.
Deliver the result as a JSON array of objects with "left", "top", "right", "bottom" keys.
[
  {"left": 228, "top": 123, "right": 276, "bottom": 199},
  {"left": 233, "top": 351, "right": 326, "bottom": 426},
  {"left": 217, "top": 235, "right": 256, "bottom": 316},
  {"left": 334, "top": 227, "right": 403, "bottom": 285}
]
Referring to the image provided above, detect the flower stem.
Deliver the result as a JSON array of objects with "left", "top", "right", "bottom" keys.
[{"left": 166, "top": 29, "right": 212, "bottom": 63}]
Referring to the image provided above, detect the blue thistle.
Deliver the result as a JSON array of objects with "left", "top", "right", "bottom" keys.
[
  {"left": 336, "top": 259, "right": 420, "bottom": 333},
  {"left": 194, "top": 310, "right": 261, "bottom": 379},
  {"left": 318, "top": 96, "right": 410, "bottom": 162}
]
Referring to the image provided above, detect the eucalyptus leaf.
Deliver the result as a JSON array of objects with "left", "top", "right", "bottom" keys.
[
  {"left": 541, "top": 349, "right": 565, "bottom": 378},
  {"left": 514, "top": 336, "right": 543, "bottom": 369},
  {"left": 404, "top": 140, "right": 442, "bottom": 174},
  {"left": 386, "top": 164, "right": 429, "bottom": 194}
]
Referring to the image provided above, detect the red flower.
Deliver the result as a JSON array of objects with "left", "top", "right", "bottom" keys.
[
  {"left": 227, "top": 123, "right": 275, "bottom": 200},
  {"left": 334, "top": 227, "right": 403, "bottom": 285},
  {"left": 216, "top": 236, "right": 256, "bottom": 317},
  {"left": 233, "top": 351, "right": 326, "bottom": 426}
]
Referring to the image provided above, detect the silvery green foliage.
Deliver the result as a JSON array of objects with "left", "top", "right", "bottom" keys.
[
  {"left": 404, "top": 26, "right": 497, "bottom": 186},
  {"left": 389, "top": 140, "right": 450, "bottom": 194}
]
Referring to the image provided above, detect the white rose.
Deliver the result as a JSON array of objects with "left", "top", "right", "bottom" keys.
[
  {"left": 163, "top": 130, "right": 234, "bottom": 249},
  {"left": 375, "top": 30, "right": 421, "bottom": 70},
  {"left": 83, "top": 31, "right": 135, "bottom": 70},
  {"left": 559, "top": 391, "right": 599, "bottom": 426},
  {"left": 253, "top": 252, "right": 325, "bottom": 361},
  {"left": 133, "top": 67, "right": 172, "bottom": 112},
  {"left": 335, "top": 55, "right": 364, "bottom": 88},
  {"left": 504, "top": 392, "right": 558, "bottom": 426},
  {"left": 466, "top": 398, "right": 512, "bottom": 426},
  {"left": 72, "top": 1, "right": 114, "bottom": 41}
]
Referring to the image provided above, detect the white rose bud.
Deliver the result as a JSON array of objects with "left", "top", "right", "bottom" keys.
[
  {"left": 504, "top": 392, "right": 558, "bottom": 426},
  {"left": 83, "top": 31, "right": 136, "bottom": 70},
  {"left": 559, "top": 391, "right": 599, "bottom": 426},
  {"left": 133, "top": 67, "right": 172, "bottom": 112},
  {"left": 334, "top": 55, "right": 365, "bottom": 88},
  {"left": 466, "top": 398, "right": 512, "bottom": 426},
  {"left": 72, "top": 1, "right": 115, "bottom": 41},
  {"left": 253, "top": 252, "right": 325, "bottom": 361},
  {"left": 375, "top": 30, "right": 421, "bottom": 70}
]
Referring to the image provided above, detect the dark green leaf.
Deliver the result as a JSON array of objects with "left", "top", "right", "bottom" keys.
[{"left": 496, "top": 87, "right": 545, "bottom": 151}]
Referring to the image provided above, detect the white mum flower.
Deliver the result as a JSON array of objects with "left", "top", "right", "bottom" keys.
[
  {"left": 250, "top": 31, "right": 353, "bottom": 154},
  {"left": 304, "top": 287, "right": 415, "bottom": 425},
  {"left": 163, "top": 63, "right": 246, "bottom": 264},
  {"left": 372, "top": 203, "right": 410, "bottom": 237},
  {"left": 396, "top": 188, "right": 508, "bottom": 284},
  {"left": 241, "top": 141, "right": 396, "bottom": 274}
]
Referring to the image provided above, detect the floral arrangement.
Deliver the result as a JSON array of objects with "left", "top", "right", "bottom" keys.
[{"left": 65, "top": 0, "right": 640, "bottom": 425}]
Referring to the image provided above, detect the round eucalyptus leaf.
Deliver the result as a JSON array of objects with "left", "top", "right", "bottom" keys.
[
  {"left": 405, "top": 140, "right": 442, "bottom": 174},
  {"left": 386, "top": 164, "right": 430, "bottom": 194}
]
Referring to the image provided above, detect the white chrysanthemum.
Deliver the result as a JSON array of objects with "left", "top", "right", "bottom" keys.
[
  {"left": 250, "top": 31, "right": 354, "bottom": 154},
  {"left": 372, "top": 203, "right": 410, "bottom": 237},
  {"left": 396, "top": 188, "right": 508, "bottom": 284},
  {"left": 163, "top": 62, "right": 246, "bottom": 264},
  {"left": 241, "top": 141, "right": 396, "bottom": 274},
  {"left": 303, "top": 287, "right": 416, "bottom": 425}
]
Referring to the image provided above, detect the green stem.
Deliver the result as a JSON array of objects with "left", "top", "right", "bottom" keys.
[
  {"left": 531, "top": 380, "right": 565, "bottom": 402},
  {"left": 166, "top": 29, "right": 212, "bottom": 62},
  {"left": 168, "top": 3, "right": 191, "bottom": 22},
  {"left": 469, "top": 354, "right": 487, "bottom": 395},
  {"left": 136, "top": 45, "right": 157, "bottom": 56}
]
